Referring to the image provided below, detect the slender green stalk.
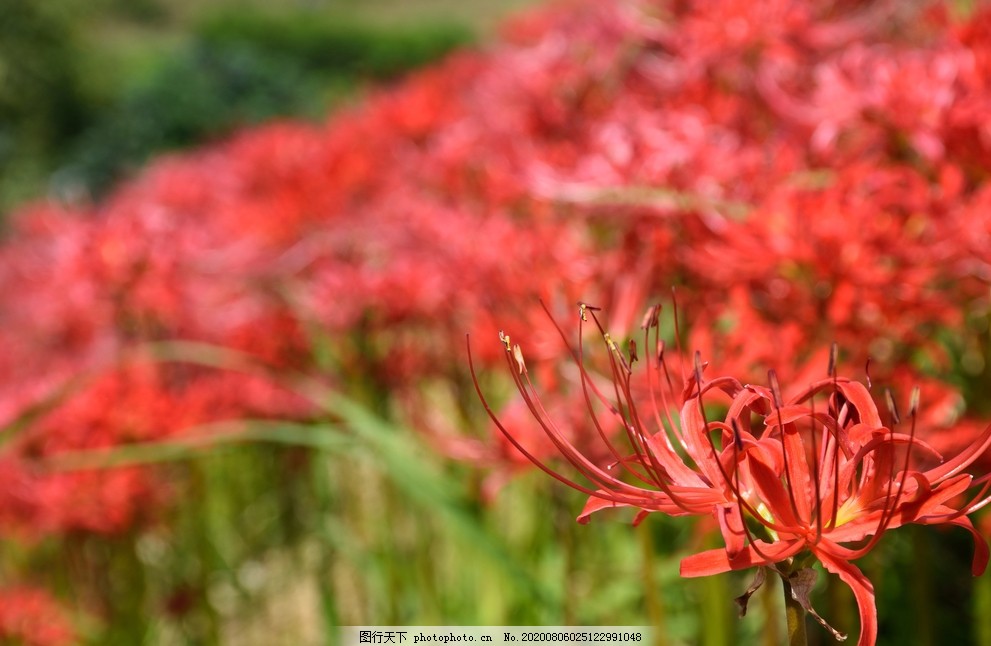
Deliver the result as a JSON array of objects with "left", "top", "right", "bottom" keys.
[
  {"left": 637, "top": 525, "right": 667, "bottom": 646},
  {"left": 697, "top": 527, "right": 733, "bottom": 646},
  {"left": 700, "top": 573, "right": 731, "bottom": 646},
  {"left": 976, "top": 565, "right": 991, "bottom": 646},
  {"left": 761, "top": 571, "right": 780, "bottom": 646},
  {"left": 910, "top": 527, "right": 933, "bottom": 646},
  {"left": 781, "top": 575, "right": 808, "bottom": 646},
  {"left": 559, "top": 495, "right": 576, "bottom": 626}
]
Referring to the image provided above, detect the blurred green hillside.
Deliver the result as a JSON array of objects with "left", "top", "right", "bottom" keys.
[{"left": 0, "top": 0, "right": 538, "bottom": 217}]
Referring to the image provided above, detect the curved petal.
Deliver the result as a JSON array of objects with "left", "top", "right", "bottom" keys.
[
  {"left": 837, "top": 380, "right": 884, "bottom": 429},
  {"left": 716, "top": 504, "right": 746, "bottom": 558},
  {"left": 790, "top": 379, "right": 883, "bottom": 430},
  {"left": 679, "top": 539, "right": 803, "bottom": 577},
  {"left": 817, "top": 548, "right": 877, "bottom": 646},
  {"left": 912, "top": 474, "right": 973, "bottom": 518},
  {"left": 679, "top": 397, "right": 731, "bottom": 490},
  {"left": 577, "top": 495, "right": 631, "bottom": 525},
  {"left": 726, "top": 388, "right": 769, "bottom": 432},
  {"left": 823, "top": 509, "right": 887, "bottom": 544},
  {"left": 780, "top": 421, "right": 814, "bottom": 524},
  {"left": 923, "top": 422, "right": 991, "bottom": 484},
  {"left": 747, "top": 449, "right": 801, "bottom": 528},
  {"left": 917, "top": 514, "right": 989, "bottom": 576},
  {"left": 643, "top": 430, "right": 708, "bottom": 487},
  {"left": 576, "top": 489, "right": 719, "bottom": 524}
]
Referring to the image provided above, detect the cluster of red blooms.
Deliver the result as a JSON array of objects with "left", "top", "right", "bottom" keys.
[
  {"left": 0, "top": 48, "right": 593, "bottom": 541},
  {"left": 0, "top": 586, "right": 75, "bottom": 646},
  {"left": 482, "top": 0, "right": 991, "bottom": 471},
  {"left": 532, "top": 2, "right": 991, "bottom": 369},
  {"left": 2, "top": 0, "right": 991, "bottom": 635}
]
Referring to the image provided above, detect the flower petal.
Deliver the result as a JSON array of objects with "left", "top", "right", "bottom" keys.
[
  {"left": 679, "top": 398, "right": 730, "bottom": 490},
  {"left": 747, "top": 449, "right": 801, "bottom": 529},
  {"left": 817, "top": 548, "right": 877, "bottom": 646},
  {"left": 679, "top": 539, "right": 803, "bottom": 577},
  {"left": 837, "top": 380, "right": 884, "bottom": 429},
  {"left": 917, "top": 514, "right": 990, "bottom": 576},
  {"left": 716, "top": 504, "right": 746, "bottom": 558},
  {"left": 923, "top": 422, "right": 991, "bottom": 484}
]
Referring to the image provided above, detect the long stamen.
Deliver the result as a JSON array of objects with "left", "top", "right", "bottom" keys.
[
  {"left": 809, "top": 384, "right": 823, "bottom": 542},
  {"left": 842, "top": 387, "right": 918, "bottom": 559},
  {"left": 728, "top": 419, "right": 782, "bottom": 562},
  {"left": 927, "top": 473, "right": 991, "bottom": 521},
  {"left": 642, "top": 308, "right": 685, "bottom": 452},
  {"left": 631, "top": 303, "right": 689, "bottom": 464},
  {"left": 694, "top": 354, "right": 794, "bottom": 535},
  {"left": 509, "top": 346, "right": 668, "bottom": 504},
  {"left": 540, "top": 301, "right": 652, "bottom": 482},
  {"left": 576, "top": 305, "right": 663, "bottom": 488},
  {"left": 829, "top": 348, "right": 841, "bottom": 529},
  {"left": 658, "top": 340, "right": 676, "bottom": 394},
  {"left": 502, "top": 326, "right": 677, "bottom": 504},
  {"left": 583, "top": 307, "right": 666, "bottom": 486},
  {"left": 468, "top": 334, "right": 638, "bottom": 502},
  {"left": 769, "top": 369, "right": 805, "bottom": 527},
  {"left": 612, "top": 332, "right": 675, "bottom": 490},
  {"left": 672, "top": 287, "right": 686, "bottom": 383},
  {"left": 600, "top": 324, "right": 668, "bottom": 488},
  {"left": 871, "top": 389, "right": 903, "bottom": 537},
  {"left": 573, "top": 305, "right": 699, "bottom": 510},
  {"left": 653, "top": 340, "right": 687, "bottom": 451}
]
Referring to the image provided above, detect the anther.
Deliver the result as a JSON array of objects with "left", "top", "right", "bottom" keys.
[
  {"left": 641, "top": 304, "right": 661, "bottom": 330},
  {"left": 884, "top": 389, "right": 901, "bottom": 425},
  {"left": 513, "top": 344, "right": 526, "bottom": 375},
  {"left": 731, "top": 419, "right": 744, "bottom": 451},
  {"left": 768, "top": 370, "right": 783, "bottom": 408},
  {"left": 578, "top": 302, "right": 601, "bottom": 322}
]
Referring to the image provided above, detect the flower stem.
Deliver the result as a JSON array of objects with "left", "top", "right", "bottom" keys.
[
  {"left": 782, "top": 574, "right": 808, "bottom": 646},
  {"left": 637, "top": 525, "right": 667, "bottom": 646}
]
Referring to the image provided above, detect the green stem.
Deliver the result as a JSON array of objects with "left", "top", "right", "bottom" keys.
[
  {"left": 700, "top": 574, "right": 730, "bottom": 646},
  {"left": 976, "top": 564, "right": 991, "bottom": 646},
  {"left": 638, "top": 525, "right": 667, "bottom": 646},
  {"left": 761, "top": 572, "right": 780, "bottom": 646},
  {"left": 782, "top": 574, "right": 808, "bottom": 646},
  {"left": 910, "top": 527, "right": 933, "bottom": 646}
]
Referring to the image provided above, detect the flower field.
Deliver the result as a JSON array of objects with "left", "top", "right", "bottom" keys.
[{"left": 2, "top": 1, "right": 991, "bottom": 644}]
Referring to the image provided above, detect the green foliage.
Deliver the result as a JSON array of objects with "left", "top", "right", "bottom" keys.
[
  {"left": 58, "top": 9, "right": 473, "bottom": 198},
  {"left": 61, "top": 42, "right": 323, "bottom": 196},
  {"left": 196, "top": 9, "right": 473, "bottom": 79},
  {"left": 0, "top": 4, "right": 475, "bottom": 214},
  {"left": 0, "top": 1, "right": 87, "bottom": 145},
  {"left": 0, "top": 0, "right": 90, "bottom": 209}
]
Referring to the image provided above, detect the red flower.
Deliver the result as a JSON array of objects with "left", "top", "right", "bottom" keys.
[
  {"left": 0, "top": 586, "right": 75, "bottom": 646},
  {"left": 471, "top": 304, "right": 991, "bottom": 646}
]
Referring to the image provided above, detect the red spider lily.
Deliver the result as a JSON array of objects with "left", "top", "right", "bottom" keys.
[{"left": 470, "top": 304, "right": 991, "bottom": 646}]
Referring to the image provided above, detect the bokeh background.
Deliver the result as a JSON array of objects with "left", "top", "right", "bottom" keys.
[{"left": 2, "top": 0, "right": 991, "bottom": 644}]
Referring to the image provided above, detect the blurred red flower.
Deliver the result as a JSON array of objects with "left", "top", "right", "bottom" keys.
[{"left": 0, "top": 586, "right": 75, "bottom": 646}]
